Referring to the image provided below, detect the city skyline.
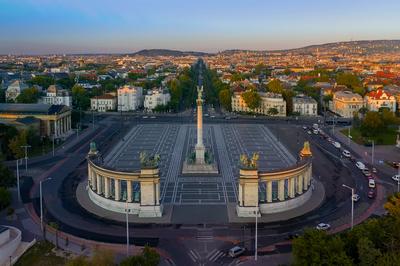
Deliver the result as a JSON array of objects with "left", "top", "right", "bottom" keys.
[{"left": 1, "top": 0, "right": 400, "bottom": 54}]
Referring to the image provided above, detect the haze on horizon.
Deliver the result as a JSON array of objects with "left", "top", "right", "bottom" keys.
[{"left": 1, "top": 0, "right": 399, "bottom": 55}]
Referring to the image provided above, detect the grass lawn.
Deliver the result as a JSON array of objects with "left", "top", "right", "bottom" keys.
[
  {"left": 15, "top": 241, "right": 68, "bottom": 266},
  {"left": 341, "top": 127, "right": 398, "bottom": 145}
]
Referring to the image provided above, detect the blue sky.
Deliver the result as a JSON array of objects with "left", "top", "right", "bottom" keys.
[{"left": 0, "top": 0, "right": 399, "bottom": 54}]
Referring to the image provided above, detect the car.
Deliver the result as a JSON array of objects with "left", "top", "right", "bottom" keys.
[
  {"left": 313, "top": 129, "right": 319, "bottom": 135},
  {"left": 302, "top": 126, "right": 307, "bottom": 130},
  {"left": 352, "top": 194, "right": 360, "bottom": 202},
  {"left": 204, "top": 113, "right": 209, "bottom": 117},
  {"left": 286, "top": 232, "right": 300, "bottom": 240},
  {"left": 388, "top": 161, "right": 400, "bottom": 168},
  {"left": 307, "top": 130, "right": 312, "bottom": 135},
  {"left": 368, "top": 188, "right": 376, "bottom": 199},
  {"left": 372, "top": 167, "right": 377, "bottom": 173},
  {"left": 362, "top": 169, "right": 372, "bottom": 177},
  {"left": 342, "top": 150, "right": 351, "bottom": 158},
  {"left": 150, "top": 116, "right": 156, "bottom": 119},
  {"left": 392, "top": 175, "right": 400, "bottom": 182},
  {"left": 355, "top": 161, "right": 366, "bottom": 170},
  {"left": 142, "top": 116, "right": 148, "bottom": 119},
  {"left": 368, "top": 179, "right": 376, "bottom": 188},
  {"left": 333, "top": 141, "right": 341, "bottom": 149},
  {"left": 228, "top": 246, "right": 245, "bottom": 258},
  {"left": 231, "top": 116, "right": 238, "bottom": 119},
  {"left": 316, "top": 223, "right": 331, "bottom": 230},
  {"left": 225, "top": 116, "right": 231, "bottom": 120},
  {"left": 210, "top": 115, "right": 215, "bottom": 118},
  {"left": 327, "top": 137, "right": 333, "bottom": 143}
]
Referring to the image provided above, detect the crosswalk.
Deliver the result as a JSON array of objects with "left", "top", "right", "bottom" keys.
[
  {"left": 196, "top": 229, "right": 214, "bottom": 241},
  {"left": 188, "top": 249, "right": 201, "bottom": 262},
  {"left": 206, "top": 249, "right": 226, "bottom": 262},
  {"left": 186, "top": 248, "right": 244, "bottom": 265}
]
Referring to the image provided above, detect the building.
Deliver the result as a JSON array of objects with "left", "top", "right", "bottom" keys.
[
  {"left": 364, "top": 88, "right": 396, "bottom": 112},
  {"left": 144, "top": 88, "right": 171, "bottom": 111},
  {"left": 0, "top": 103, "right": 72, "bottom": 139},
  {"left": 331, "top": 91, "right": 364, "bottom": 118},
  {"left": 91, "top": 94, "right": 117, "bottom": 112},
  {"left": 5, "top": 80, "right": 29, "bottom": 102},
  {"left": 117, "top": 85, "right": 143, "bottom": 111},
  {"left": 293, "top": 96, "right": 318, "bottom": 116},
  {"left": 41, "top": 85, "right": 72, "bottom": 107},
  {"left": 232, "top": 91, "right": 286, "bottom": 116}
]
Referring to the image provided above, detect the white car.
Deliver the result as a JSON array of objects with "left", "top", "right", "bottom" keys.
[
  {"left": 368, "top": 179, "right": 376, "bottom": 188},
  {"left": 313, "top": 129, "right": 319, "bottom": 135},
  {"left": 392, "top": 175, "right": 400, "bottom": 182},
  {"left": 307, "top": 130, "right": 312, "bottom": 135},
  {"left": 342, "top": 150, "right": 351, "bottom": 158},
  {"left": 352, "top": 194, "right": 360, "bottom": 202},
  {"left": 333, "top": 142, "right": 341, "bottom": 149},
  {"left": 316, "top": 223, "right": 331, "bottom": 231},
  {"left": 228, "top": 246, "right": 245, "bottom": 258},
  {"left": 355, "top": 161, "right": 366, "bottom": 170}
]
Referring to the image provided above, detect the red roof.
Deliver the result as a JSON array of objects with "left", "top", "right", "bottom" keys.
[{"left": 366, "top": 89, "right": 392, "bottom": 100}]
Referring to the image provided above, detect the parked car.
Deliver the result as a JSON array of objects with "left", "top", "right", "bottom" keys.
[
  {"left": 368, "top": 179, "right": 376, "bottom": 188},
  {"left": 388, "top": 161, "right": 400, "bottom": 168},
  {"left": 372, "top": 167, "right": 377, "bottom": 173},
  {"left": 362, "top": 169, "right": 372, "bottom": 177},
  {"left": 333, "top": 141, "right": 341, "bottom": 149},
  {"left": 392, "top": 175, "right": 400, "bottom": 182},
  {"left": 352, "top": 194, "right": 360, "bottom": 202},
  {"left": 307, "top": 130, "right": 312, "bottom": 135},
  {"left": 356, "top": 161, "right": 366, "bottom": 170},
  {"left": 368, "top": 188, "right": 376, "bottom": 199},
  {"left": 286, "top": 232, "right": 300, "bottom": 240},
  {"left": 313, "top": 129, "right": 319, "bottom": 135},
  {"left": 316, "top": 223, "right": 331, "bottom": 231},
  {"left": 342, "top": 150, "right": 351, "bottom": 158},
  {"left": 228, "top": 246, "right": 245, "bottom": 258},
  {"left": 302, "top": 126, "right": 307, "bottom": 130}
]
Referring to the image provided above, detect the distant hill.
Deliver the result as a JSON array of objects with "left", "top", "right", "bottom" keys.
[{"left": 132, "top": 49, "right": 210, "bottom": 57}]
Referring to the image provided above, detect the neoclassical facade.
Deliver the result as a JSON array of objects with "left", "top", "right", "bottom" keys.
[
  {"left": 86, "top": 144, "right": 162, "bottom": 217},
  {"left": 237, "top": 142, "right": 313, "bottom": 217}
]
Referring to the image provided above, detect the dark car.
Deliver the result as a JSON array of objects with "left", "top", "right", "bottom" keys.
[{"left": 368, "top": 188, "right": 376, "bottom": 199}]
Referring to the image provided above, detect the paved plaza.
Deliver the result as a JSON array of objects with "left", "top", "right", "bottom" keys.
[{"left": 103, "top": 123, "right": 296, "bottom": 206}]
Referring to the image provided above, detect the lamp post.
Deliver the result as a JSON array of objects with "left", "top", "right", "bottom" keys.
[
  {"left": 371, "top": 140, "right": 375, "bottom": 167},
  {"left": 16, "top": 159, "right": 21, "bottom": 202},
  {"left": 254, "top": 209, "right": 260, "bottom": 261},
  {"left": 125, "top": 200, "right": 130, "bottom": 257},
  {"left": 20, "top": 145, "right": 31, "bottom": 173},
  {"left": 342, "top": 184, "right": 354, "bottom": 229},
  {"left": 40, "top": 178, "right": 52, "bottom": 234}
]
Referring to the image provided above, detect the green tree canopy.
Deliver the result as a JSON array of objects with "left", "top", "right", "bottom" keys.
[
  {"left": 8, "top": 129, "right": 28, "bottom": 159},
  {"left": 267, "top": 79, "right": 284, "bottom": 94},
  {"left": 267, "top": 107, "right": 279, "bottom": 116},
  {"left": 16, "top": 87, "right": 40, "bottom": 103},
  {"left": 120, "top": 246, "right": 160, "bottom": 266},
  {"left": 241, "top": 90, "right": 261, "bottom": 110},
  {"left": 72, "top": 84, "right": 90, "bottom": 110},
  {"left": 28, "top": 76, "right": 55, "bottom": 89},
  {"left": 218, "top": 89, "right": 232, "bottom": 111}
]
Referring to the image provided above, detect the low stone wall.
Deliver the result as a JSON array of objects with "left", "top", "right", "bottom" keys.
[
  {"left": 0, "top": 226, "right": 21, "bottom": 266},
  {"left": 88, "top": 186, "right": 140, "bottom": 214}
]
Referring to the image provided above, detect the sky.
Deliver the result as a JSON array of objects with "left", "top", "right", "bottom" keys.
[{"left": 0, "top": 0, "right": 399, "bottom": 54}]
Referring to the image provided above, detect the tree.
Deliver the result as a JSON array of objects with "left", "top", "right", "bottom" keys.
[
  {"left": 16, "top": 87, "right": 40, "bottom": 103},
  {"left": 360, "top": 111, "right": 384, "bottom": 137},
  {"left": 267, "top": 79, "right": 284, "bottom": 94},
  {"left": 218, "top": 89, "right": 232, "bottom": 111},
  {"left": 8, "top": 129, "right": 28, "bottom": 159},
  {"left": 120, "top": 246, "right": 160, "bottom": 266},
  {"left": 90, "top": 248, "right": 115, "bottom": 266},
  {"left": 0, "top": 187, "right": 11, "bottom": 210},
  {"left": 28, "top": 76, "right": 55, "bottom": 89},
  {"left": 230, "top": 73, "right": 244, "bottom": 82},
  {"left": 384, "top": 193, "right": 400, "bottom": 219},
  {"left": 0, "top": 162, "right": 15, "bottom": 188},
  {"left": 336, "top": 73, "right": 362, "bottom": 91},
  {"left": 241, "top": 90, "right": 261, "bottom": 110},
  {"left": 72, "top": 84, "right": 90, "bottom": 110},
  {"left": 357, "top": 237, "right": 381, "bottom": 266},
  {"left": 267, "top": 107, "right": 279, "bottom": 116},
  {"left": 376, "top": 252, "right": 400, "bottom": 266}
]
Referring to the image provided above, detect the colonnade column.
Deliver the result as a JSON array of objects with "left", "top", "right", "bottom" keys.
[
  {"left": 238, "top": 183, "right": 243, "bottom": 206},
  {"left": 297, "top": 175, "right": 303, "bottom": 194},
  {"left": 96, "top": 174, "right": 102, "bottom": 194},
  {"left": 127, "top": 180, "right": 132, "bottom": 203},
  {"left": 92, "top": 171, "right": 97, "bottom": 191},
  {"left": 278, "top": 179, "right": 285, "bottom": 201},
  {"left": 289, "top": 177, "right": 295, "bottom": 198},
  {"left": 114, "top": 179, "right": 120, "bottom": 201},
  {"left": 266, "top": 181, "right": 272, "bottom": 203},
  {"left": 104, "top": 177, "right": 110, "bottom": 198},
  {"left": 155, "top": 182, "right": 160, "bottom": 205}
]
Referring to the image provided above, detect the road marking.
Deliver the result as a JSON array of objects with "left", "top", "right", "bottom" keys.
[
  {"left": 188, "top": 249, "right": 200, "bottom": 262},
  {"left": 208, "top": 250, "right": 225, "bottom": 262}
]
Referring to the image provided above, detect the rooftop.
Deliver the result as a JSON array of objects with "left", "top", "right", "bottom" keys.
[{"left": 0, "top": 103, "right": 70, "bottom": 115}]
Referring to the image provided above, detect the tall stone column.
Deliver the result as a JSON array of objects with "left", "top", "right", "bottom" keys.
[
  {"left": 114, "top": 179, "right": 121, "bottom": 201},
  {"left": 266, "top": 181, "right": 272, "bottom": 203},
  {"left": 155, "top": 182, "right": 160, "bottom": 205},
  {"left": 96, "top": 174, "right": 102, "bottom": 194},
  {"left": 195, "top": 86, "right": 205, "bottom": 164},
  {"left": 278, "top": 179, "right": 285, "bottom": 201},
  {"left": 127, "top": 180, "right": 132, "bottom": 203},
  {"left": 54, "top": 120, "right": 57, "bottom": 138},
  {"left": 92, "top": 171, "right": 97, "bottom": 191},
  {"left": 104, "top": 177, "right": 110, "bottom": 198},
  {"left": 238, "top": 183, "right": 243, "bottom": 206},
  {"left": 289, "top": 177, "right": 295, "bottom": 198},
  {"left": 297, "top": 175, "right": 304, "bottom": 194}
]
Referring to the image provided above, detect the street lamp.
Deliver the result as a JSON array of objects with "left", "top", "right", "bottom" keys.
[
  {"left": 371, "top": 140, "right": 375, "bottom": 166},
  {"left": 16, "top": 159, "right": 21, "bottom": 202},
  {"left": 20, "top": 145, "right": 31, "bottom": 173},
  {"left": 254, "top": 209, "right": 260, "bottom": 261},
  {"left": 125, "top": 200, "right": 130, "bottom": 257},
  {"left": 342, "top": 184, "right": 354, "bottom": 229},
  {"left": 40, "top": 178, "right": 52, "bottom": 233}
]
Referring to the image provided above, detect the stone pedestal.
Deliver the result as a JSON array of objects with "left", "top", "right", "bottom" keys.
[
  {"left": 195, "top": 144, "right": 205, "bottom": 164},
  {"left": 237, "top": 169, "right": 260, "bottom": 217}
]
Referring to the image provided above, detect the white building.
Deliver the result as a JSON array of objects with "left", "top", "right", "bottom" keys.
[
  {"left": 293, "top": 96, "right": 318, "bottom": 116},
  {"left": 144, "top": 88, "right": 171, "bottom": 111},
  {"left": 41, "top": 85, "right": 72, "bottom": 107},
  {"left": 364, "top": 88, "right": 396, "bottom": 112},
  {"left": 5, "top": 80, "right": 28, "bottom": 101},
  {"left": 117, "top": 85, "right": 143, "bottom": 111},
  {"left": 231, "top": 91, "right": 286, "bottom": 116},
  {"left": 91, "top": 94, "right": 117, "bottom": 112}
]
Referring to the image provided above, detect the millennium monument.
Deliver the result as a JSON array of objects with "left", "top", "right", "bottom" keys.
[{"left": 182, "top": 84, "right": 219, "bottom": 174}]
